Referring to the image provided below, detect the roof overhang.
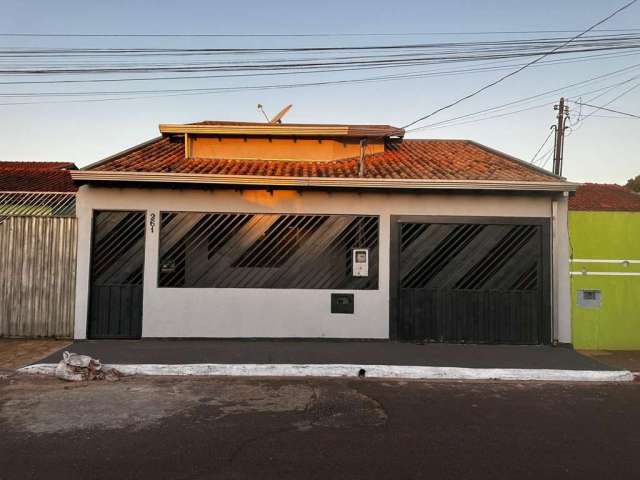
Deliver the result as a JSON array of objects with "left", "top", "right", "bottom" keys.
[
  {"left": 159, "top": 124, "right": 405, "bottom": 138},
  {"left": 71, "top": 171, "right": 578, "bottom": 193}
]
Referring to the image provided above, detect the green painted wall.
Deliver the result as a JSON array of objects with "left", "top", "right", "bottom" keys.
[{"left": 569, "top": 211, "right": 640, "bottom": 350}]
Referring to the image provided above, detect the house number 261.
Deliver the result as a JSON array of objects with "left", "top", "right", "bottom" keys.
[{"left": 149, "top": 213, "right": 156, "bottom": 233}]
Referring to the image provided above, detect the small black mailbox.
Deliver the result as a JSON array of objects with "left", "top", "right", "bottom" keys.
[{"left": 331, "top": 293, "right": 354, "bottom": 314}]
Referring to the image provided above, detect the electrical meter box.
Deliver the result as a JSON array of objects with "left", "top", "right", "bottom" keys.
[{"left": 352, "top": 248, "right": 369, "bottom": 277}]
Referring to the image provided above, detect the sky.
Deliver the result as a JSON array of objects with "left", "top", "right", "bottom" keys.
[{"left": 0, "top": 0, "right": 638, "bottom": 184}]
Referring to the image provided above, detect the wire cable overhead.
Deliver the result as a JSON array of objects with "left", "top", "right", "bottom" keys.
[
  {"left": 401, "top": 0, "right": 639, "bottom": 129},
  {"left": 1, "top": 28, "right": 640, "bottom": 38},
  {"left": 569, "top": 100, "right": 640, "bottom": 118}
]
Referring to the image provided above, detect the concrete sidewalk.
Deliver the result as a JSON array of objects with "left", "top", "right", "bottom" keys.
[
  {"left": 0, "top": 339, "right": 71, "bottom": 370},
  {"left": 38, "top": 339, "right": 613, "bottom": 370},
  {"left": 24, "top": 340, "right": 635, "bottom": 382},
  {"left": 579, "top": 350, "right": 640, "bottom": 373}
]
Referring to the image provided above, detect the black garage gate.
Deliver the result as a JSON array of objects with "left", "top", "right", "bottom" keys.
[{"left": 390, "top": 216, "right": 550, "bottom": 345}]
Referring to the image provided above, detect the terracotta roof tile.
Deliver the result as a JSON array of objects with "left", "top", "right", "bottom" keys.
[
  {"left": 569, "top": 183, "right": 640, "bottom": 212},
  {"left": 0, "top": 169, "right": 76, "bottom": 192},
  {"left": 88, "top": 136, "right": 559, "bottom": 183},
  {"left": 0, "top": 161, "right": 76, "bottom": 170},
  {"left": 0, "top": 162, "right": 77, "bottom": 192}
]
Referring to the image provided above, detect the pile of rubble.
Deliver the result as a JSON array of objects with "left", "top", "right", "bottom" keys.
[{"left": 55, "top": 351, "right": 122, "bottom": 382}]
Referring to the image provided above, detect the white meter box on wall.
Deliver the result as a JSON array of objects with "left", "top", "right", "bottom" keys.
[{"left": 352, "top": 248, "right": 369, "bottom": 277}]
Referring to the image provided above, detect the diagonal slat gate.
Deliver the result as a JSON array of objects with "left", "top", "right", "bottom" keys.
[
  {"left": 158, "top": 212, "right": 379, "bottom": 289},
  {"left": 392, "top": 217, "right": 550, "bottom": 345},
  {"left": 88, "top": 211, "right": 146, "bottom": 339}
]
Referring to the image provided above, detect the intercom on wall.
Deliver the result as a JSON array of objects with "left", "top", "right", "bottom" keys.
[{"left": 352, "top": 248, "right": 369, "bottom": 277}]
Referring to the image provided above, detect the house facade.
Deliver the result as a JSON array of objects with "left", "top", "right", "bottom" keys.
[
  {"left": 569, "top": 183, "right": 640, "bottom": 350},
  {"left": 71, "top": 121, "right": 576, "bottom": 344}
]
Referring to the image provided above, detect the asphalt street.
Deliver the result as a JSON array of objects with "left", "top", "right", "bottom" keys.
[{"left": 1, "top": 374, "right": 639, "bottom": 479}]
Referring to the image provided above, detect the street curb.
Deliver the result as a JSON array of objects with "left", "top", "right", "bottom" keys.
[{"left": 18, "top": 363, "right": 635, "bottom": 382}]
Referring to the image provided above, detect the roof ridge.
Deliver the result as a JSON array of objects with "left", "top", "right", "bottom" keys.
[
  {"left": 0, "top": 161, "right": 76, "bottom": 170},
  {"left": 401, "top": 138, "right": 470, "bottom": 142},
  {"left": 580, "top": 182, "right": 630, "bottom": 188},
  {"left": 0, "top": 168, "right": 66, "bottom": 170},
  {"left": 465, "top": 140, "right": 563, "bottom": 181},
  {"left": 81, "top": 136, "right": 165, "bottom": 171}
]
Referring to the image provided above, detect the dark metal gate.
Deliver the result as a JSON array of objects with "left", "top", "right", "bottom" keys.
[
  {"left": 88, "top": 211, "right": 146, "bottom": 339},
  {"left": 390, "top": 216, "right": 550, "bottom": 345}
]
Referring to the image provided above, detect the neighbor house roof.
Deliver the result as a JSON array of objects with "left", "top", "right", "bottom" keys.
[
  {"left": 0, "top": 162, "right": 77, "bottom": 192},
  {"left": 0, "top": 161, "right": 75, "bottom": 170},
  {"left": 569, "top": 183, "right": 640, "bottom": 212}
]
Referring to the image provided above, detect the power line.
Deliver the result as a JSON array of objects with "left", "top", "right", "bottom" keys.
[
  {"left": 401, "top": 0, "right": 639, "bottom": 129},
  {"left": 5, "top": 56, "right": 640, "bottom": 100},
  {"left": 405, "top": 64, "right": 640, "bottom": 131},
  {"left": 2, "top": 33, "right": 639, "bottom": 77},
  {"left": 2, "top": 34, "right": 638, "bottom": 56},
  {"left": 3, "top": 46, "right": 638, "bottom": 77},
  {"left": 531, "top": 128, "right": 556, "bottom": 163},
  {"left": 588, "top": 113, "right": 640, "bottom": 118},
  {"left": 2, "top": 59, "right": 639, "bottom": 108},
  {"left": 569, "top": 101, "right": 640, "bottom": 118},
  {"left": 3, "top": 49, "right": 637, "bottom": 87},
  {"left": 0, "top": 73, "right": 550, "bottom": 106},
  {"left": 1, "top": 28, "right": 640, "bottom": 38},
  {"left": 539, "top": 148, "right": 555, "bottom": 169},
  {"left": 416, "top": 74, "right": 640, "bottom": 131},
  {"left": 402, "top": 71, "right": 640, "bottom": 132},
  {"left": 572, "top": 81, "right": 640, "bottom": 126},
  {"left": 411, "top": 102, "right": 554, "bottom": 130},
  {"left": 1, "top": 35, "right": 639, "bottom": 108}
]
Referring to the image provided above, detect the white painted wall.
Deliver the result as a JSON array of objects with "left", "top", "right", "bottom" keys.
[
  {"left": 73, "top": 186, "right": 570, "bottom": 341},
  {"left": 554, "top": 194, "right": 572, "bottom": 343}
]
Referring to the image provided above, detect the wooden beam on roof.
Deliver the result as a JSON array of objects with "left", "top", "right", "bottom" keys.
[
  {"left": 159, "top": 123, "right": 404, "bottom": 138},
  {"left": 184, "top": 133, "right": 190, "bottom": 159}
]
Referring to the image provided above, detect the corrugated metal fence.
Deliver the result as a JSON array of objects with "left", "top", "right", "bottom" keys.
[{"left": 0, "top": 192, "right": 76, "bottom": 338}]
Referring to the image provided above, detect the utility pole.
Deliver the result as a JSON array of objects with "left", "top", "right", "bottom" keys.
[{"left": 552, "top": 97, "right": 569, "bottom": 176}]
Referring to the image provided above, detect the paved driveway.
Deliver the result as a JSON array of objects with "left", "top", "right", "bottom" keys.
[
  {"left": 38, "top": 339, "right": 614, "bottom": 371},
  {"left": 1, "top": 375, "right": 639, "bottom": 479}
]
